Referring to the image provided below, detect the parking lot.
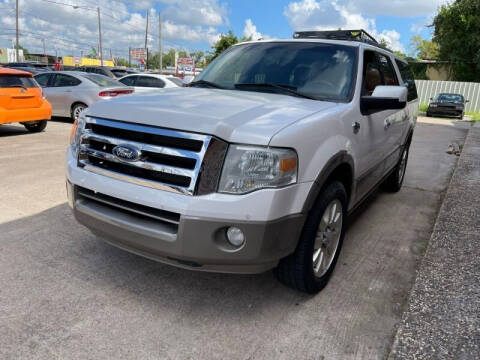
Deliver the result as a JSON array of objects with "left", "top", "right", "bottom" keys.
[{"left": 0, "top": 119, "right": 470, "bottom": 359}]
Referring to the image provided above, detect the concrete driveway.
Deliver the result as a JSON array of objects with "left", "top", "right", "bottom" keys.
[{"left": 0, "top": 119, "right": 469, "bottom": 359}]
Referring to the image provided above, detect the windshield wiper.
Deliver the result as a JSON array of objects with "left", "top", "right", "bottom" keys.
[
  {"left": 234, "top": 82, "right": 317, "bottom": 100},
  {"left": 187, "top": 80, "right": 225, "bottom": 89}
]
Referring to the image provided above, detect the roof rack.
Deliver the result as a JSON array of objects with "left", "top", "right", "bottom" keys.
[{"left": 293, "top": 29, "right": 392, "bottom": 52}]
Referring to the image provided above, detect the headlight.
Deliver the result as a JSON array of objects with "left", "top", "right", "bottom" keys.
[
  {"left": 430, "top": 103, "right": 437, "bottom": 108},
  {"left": 456, "top": 106, "right": 463, "bottom": 110},
  {"left": 70, "top": 112, "right": 86, "bottom": 157},
  {"left": 218, "top": 145, "right": 297, "bottom": 194}
]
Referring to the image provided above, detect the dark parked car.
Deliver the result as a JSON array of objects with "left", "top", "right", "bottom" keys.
[
  {"left": 427, "top": 93, "right": 468, "bottom": 119},
  {"left": 78, "top": 66, "right": 116, "bottom": 79}
]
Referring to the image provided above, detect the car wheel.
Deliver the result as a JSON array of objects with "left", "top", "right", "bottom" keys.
[
  {"left": 426, "top": 112, "right": 431, "bottom": 117},
  {"left": 71, "top": 103, "right": 87, "bottom": 122},
  {"left": 275, "top": 181, "right": 347, "bottom": 294},
  {"left": 23, "top": 120, "right": 47, "bottom": 133},
  {"left": 458, "top": 112, "right": 464, "bottom": 120},
  {"left": 381, "top": 143, "right": 410, "bottom": 193}
]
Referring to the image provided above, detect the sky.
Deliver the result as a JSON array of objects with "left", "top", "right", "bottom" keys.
[{"left": 0, "top": 0, "right": 449, "bottom": 59}]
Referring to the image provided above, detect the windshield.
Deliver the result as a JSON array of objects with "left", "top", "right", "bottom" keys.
[
  {"left": 195, "top": 42, "right": 357, "bottom": 101},
  {"left": 83, "top": 73, "right": 123, "bottom": 87},
  {"left": 436, "top": 94, "right": 464, "bottom": 103}
]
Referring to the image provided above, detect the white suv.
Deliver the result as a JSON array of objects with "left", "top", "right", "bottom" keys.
[{"left": 66, "top": 30, "right": 418, "bottom": 293}]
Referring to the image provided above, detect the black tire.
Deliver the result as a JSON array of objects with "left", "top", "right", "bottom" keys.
[
  {"left": 381, "top": 143, "right": 410, "bottom": 193},
  {"left": 426, "top": 112, "right": 431, "bottom": 117},
  {"left": 23, "top": 120, "right": 47, "bottom": 133},
  {"left": 71, "top": 103, "right": 87, "bottom": 122},
  {"left": 458, "top": 112, "right": 464, "bottom": 120},
  {"left": 274, "top": 181, "right": 348, "bottom": 294}
]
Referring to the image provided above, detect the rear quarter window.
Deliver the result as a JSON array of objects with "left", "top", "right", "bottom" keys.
[
  {"left": 0, "top": 75, "right": 39, "bottom": 88},
  {"left": 395, "top": 60, "right": 418, "bottom": 102}
]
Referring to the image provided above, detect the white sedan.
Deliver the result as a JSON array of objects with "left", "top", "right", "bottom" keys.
[{"left": 118, "top": 73, "right": 183, "bottom": 93}]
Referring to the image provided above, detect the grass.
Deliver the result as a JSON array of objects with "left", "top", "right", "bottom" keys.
[
  {"left": 419, "top": 103, "right": 429, "bottom": 113},
  {"left": 466, "top": 112, "right": 480, "bottom": 121}
]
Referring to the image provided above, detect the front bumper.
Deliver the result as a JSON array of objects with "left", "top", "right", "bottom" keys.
[
  {"left": 68, "top": 181, "right": 306, "bottom": 273},
  {"left": 66, "top": 148, "right": 311, "bottom": 274},
  {"left": 427, "top": 106, "right": 463, "bottom": 118}
]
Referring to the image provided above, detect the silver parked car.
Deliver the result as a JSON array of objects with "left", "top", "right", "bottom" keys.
[
  {"left": 34, "top": 71, "right": 133, "bottom": 121},
  {"left": 118, "top": 73, "right": 182, "bottom": 93}
]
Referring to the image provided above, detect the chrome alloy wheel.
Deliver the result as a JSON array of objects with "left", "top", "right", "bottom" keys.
[
  {"left": 312, "top": 199, "right": 343, "bottom": 277},
  {"left": 398, "top": 148, "right": 408, "bottom": 185},
  {"left": 73, "top": 105, "right": 86, "bottom": 122}
]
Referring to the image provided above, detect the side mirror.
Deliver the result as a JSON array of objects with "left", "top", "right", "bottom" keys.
[
  {"left": 361, "top": 86, "right": 407, "bottom": 116},
  {"left": 430, "top": 97, "right": 433, "bottom": 101},
  {"left": 465, "top": 99, "right": 470, "bottom": 103}
]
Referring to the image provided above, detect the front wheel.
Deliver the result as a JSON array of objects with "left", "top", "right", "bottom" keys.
[
  {"left": 275, "top": 181, "right": 348, "bottom": 293},
  {"left": 23, "top": 120, "right": 47, "bottom": 133},
  {"left": 71, "top": 103, "right": 87, "bottom": 122}
]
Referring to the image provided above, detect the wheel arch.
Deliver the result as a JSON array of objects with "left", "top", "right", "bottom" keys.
[{"left": 302, "top": 151, "right": 355, "bottom": 213}]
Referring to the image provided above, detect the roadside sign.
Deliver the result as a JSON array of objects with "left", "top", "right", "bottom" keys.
[{"left": 130, "top": 48, "right": 147, "bottom": 61}]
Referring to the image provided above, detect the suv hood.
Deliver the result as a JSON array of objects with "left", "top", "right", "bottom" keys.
[{"left": 87, "top": 87, "right": 338, "bottom": 145}]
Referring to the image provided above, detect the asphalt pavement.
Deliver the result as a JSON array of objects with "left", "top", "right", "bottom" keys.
[{"left": 0, "top": 118, "right": 470, "bottom": 359}]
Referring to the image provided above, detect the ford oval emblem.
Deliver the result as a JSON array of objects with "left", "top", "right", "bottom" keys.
[{"left": 112, "top": 144, "right": 141, "bottom": 162}]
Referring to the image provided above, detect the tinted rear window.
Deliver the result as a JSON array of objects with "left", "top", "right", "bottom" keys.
[
  {"left": 0, "top": 75, "right": 38, "bottom": 88},
  {"left": 83, "top": 74, "right": 123, "bottom": 87},
  {"left": 111, "top": 70, "right": 128, "bottom": 77}
]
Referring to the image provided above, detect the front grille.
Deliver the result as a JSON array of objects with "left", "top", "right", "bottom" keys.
[
  {"left": 78, "top": 117, "right": 218, "bottom": 195},
  {"left": 76, "top": 186, "right": 180, "bottom": 233}
]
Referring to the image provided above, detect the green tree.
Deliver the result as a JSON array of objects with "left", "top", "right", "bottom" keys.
[
  {"left": 190, "top": 50, "right": 205, "bottom": 65},
  {"left": 85, "top": 47, "right": 97, "bottom": 59},
  {"left": 115, "top": 57, "right": 129, "bottom": 67},
  {"left": 378, "top": 38, "right": 407, "bottom": 59},
  {"left": 208, "top": 30, "right": 251, "bottom": 63},
  {"left": 409, "top": 35, "right": 439, "bottom": 60},
  {"left": 432, "top": 0, "right": 480, "bottom": 81}
]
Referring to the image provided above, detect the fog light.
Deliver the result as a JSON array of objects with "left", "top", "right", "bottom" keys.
[{"left": 226, "top": 227, "right": 245, "bottom": 247}]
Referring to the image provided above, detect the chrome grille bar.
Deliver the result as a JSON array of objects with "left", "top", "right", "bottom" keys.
[
  {"left": 80, "top": 146, "right": 196, "bottom": 178},
  {"left": 78, "top": 117, "right": 213, "bottom": 195}
]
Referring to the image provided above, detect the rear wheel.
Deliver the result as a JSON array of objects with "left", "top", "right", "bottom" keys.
[
  {"left": 71, "top": 103, "right": 87, "bottom": 122},
  {"left": 23, "top": 120, "right": 47, "bottom": 133},
  {"left": 275, "top": 181, "right": 347, "bottom": 294},
  {"left": 381, "top": 143, "right": 410, "bottom": 192}
]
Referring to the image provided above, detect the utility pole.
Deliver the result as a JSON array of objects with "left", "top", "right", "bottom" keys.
[
  {"left": 15, "top": 0, "right": 19, "bottom": 62},
  {"left": 144, "top": 11, "right": 149, "bottom": 49},
  {"left": 145, "top": 11, "right": 149, "bottom": 70},
  {"left": 158, "top": 12, "right": 162, "bottom": 73},
  {"left": 97, "top": 7, "right": 103, "bottom": 66}
]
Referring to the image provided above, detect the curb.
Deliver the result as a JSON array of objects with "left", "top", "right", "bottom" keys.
[{"left": 388, "top": 123, "right": 480, "bottom": 359}]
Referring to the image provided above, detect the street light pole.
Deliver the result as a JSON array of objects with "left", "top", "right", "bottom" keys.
[
  {"left": 15, "top": 0, "right": 19, "bottom": 62},
  {"left": 97, "top": 7, "right": 103, "bottom": 66},
  {"left": 158, "top": 12, "right": 162, "bottom": 73}
]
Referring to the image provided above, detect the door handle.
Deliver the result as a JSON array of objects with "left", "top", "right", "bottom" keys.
[
  {"left": 352, "top": 121, "right": 360, "bottom": 133},
  {"left": 65, "top": 90, "right": 73, "bottom": 92},
  {"left": 385, "top": 119, "right": 392, "bottom": 129}
]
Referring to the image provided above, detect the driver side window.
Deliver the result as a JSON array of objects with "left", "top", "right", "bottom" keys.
[{"left": 362, "top": 50, "right": 399, "bottom": 96}]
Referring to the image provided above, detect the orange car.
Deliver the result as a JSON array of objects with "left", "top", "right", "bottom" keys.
[{"left": 0, "top": 67, "right": 52, "bottom": 132}]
